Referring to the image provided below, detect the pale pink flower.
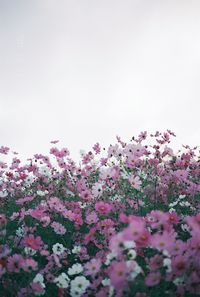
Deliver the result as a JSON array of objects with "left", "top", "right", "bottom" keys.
[
  {"left": 109, "top": 261, "right": 128, "bottom": 289},
  {"left": 85, "top": 211, "right": 99, "bottom": 224},
  {"left": 23, "top": 258, "right": 38, "bottom": 272},
  {"left": 51, "top": 222, "right": 66, "bottom": 235},
  {"left": 84, "top": 258, "right": 101, "bottom": 276},
  {"left": 128, "top": 175, "right": 142, "bottom": 190}
]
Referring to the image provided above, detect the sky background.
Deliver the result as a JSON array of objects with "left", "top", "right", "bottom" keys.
[{"left": 0, "top": 0, "right": 200, "bottom": 164}]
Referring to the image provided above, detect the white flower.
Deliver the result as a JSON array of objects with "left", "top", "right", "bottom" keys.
[
  {"left": 102, "top": 278, "right": 111, "bottom": 286},
  {"left": 91, "top": 159, "right": 99, "bottom": 167},
  {"left": 92, "top": 182, "right": 103, "bottom": 198},
  {"left": 173, "top": 276, "right": 185, "bottom": 285},
  {"left": 127, "top": 249, "right": 137, "bottom": 260},
  {"left": 68, "top": 263, "right": 83, "bottom": 276},
  {"left": 123, "top": 240, "right": 136, "bottom": 249},
  {"left": 179, "top": 195, "right": 186, "bottom": 200},
  {"left": 70, "top": 276, "right": 90, "bottom": 294},
  {"left": 108, "top": 286, "right": 114, "bottom": 297},
  {"left": 78, "top": 202, "right": 87, "bottom": 209},
  {"left": 169, "top": 201, "right": 178, "bottom": 208},
  {"left": 0, "top": 190, "right": 8, "bottom": 198},
  {"left": 169, "top": 208, "right": 176, "bottom": 213},
  {"left": 54, "top": 273, "right": 70, "bottom": 288},
  {"left": 69, "top": 289, "right": 82, "bottom": 297},
  {"left": 52, "top": 243, "right": 66, "bottom": 255},
  {"left": 24, "top": 247, "right": 37, "bottom": 256},
  {"left": 79, "top": 150, "right": 86, "bottom": 157},
  {"left": 72, "top": 245, "right": 81, "bottom": 254},
  {"left": 38, "top": 166, "right": 51, "bottom": 177},
  {"left": 179, "top": 201, "right": 191, "bottom": 207},
  {"left": 105, "top": 252, "right": 117, "bottom": 265},
  {"left": 129, "top": 263, "right": 142, "bottom": 280},
  {"left": 16, "top": 226, "right": 26, "bottom": 237},
  {"left": 25, "top": 175, "right": 35, "bottom": 186},
  {"left": 32, "top": 273, "right": 45, "bottom": 296},
  {"left": 121, "top": 172, "right": 129, "bottom": 179},
  {"left": 33, "top": 273, "right": 44, "bottom": 284},
  {"left": 40, "top": 200, "right": 48, "bottom": 206},
  {"left": 37, "top": 190, "right": 49, "bottom": 197},
  {"left": 163, "top": 258, "right": 172, "bottom": 272},
  {"left": 66, "top": 189, "right": 75, "bottom": 196},
  {"left": 162, "top": 249, "right": 170, "bottom": 257},
  {"left": 181, "top": 224, "right": 191, "bottom": 232}
]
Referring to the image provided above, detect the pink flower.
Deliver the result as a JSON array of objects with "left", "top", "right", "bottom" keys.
[
  {"left": 40, "top": 216, "right": 51, "bottom": 227},
  {"left": 80, "top": 189, "right": 92, "bottom": 201},
  {"left": 31, "top": 282, "right": 45, "bottom": 294},
  {"left": 145, "top": 210, "right": 170, "bottom": 230},
  {"left": 174, "top": 169, "right": 189, "bottom": 182},
  {"left": 148, "top": 255, "right": 163, "bottom": 271},
  {"left": 167, "top": 211, "right": 179, "bottom": 225},
  {"left": 22, "top": 258, "right": 38, "bottom": 272},
  {"left": 0, "top": 264, "right": 5, "bottom": 277},
  {"left": 92, "top": 142, "right": 101, "bottom": 154},
  {"left": 150, "top": 230, "right": 176, "bottom": 252},
  {"left": 85, "top": 211, "right": 99, "bottom": 224},
  {"left": 16, "top": 196, "right": 34, "bottom": 205},
  {"left": 168, "top": 240, "right": 186, "bottom": 256},
  {"left": 122, "top": 219, "right": 146, "bottom": 242},
  {"left": 73, "top": 213, "right": 83, "bottom": 226},
  {"left": 23, "top": 235, "right": 43, "bottom": 251},
  {"left": 186, "top": 213, "right": 200, "bottom": 232},
  {"left": 0, "top": 146, "right": 9, "bottom": 155},
  {"left": 84, "top": 258, "right": 101, "bottom": 276},
  {"left": 109, "top": 261, "right": 128, "bottom": 289},
  {"left": 92, "top": 183, "right": 103, "bottom": 198},
  {"left": 171, "top": 255, "right": 187, "bottom": 276},
  {"left": 128, "top": 175, "right": 142, "bottom": 190},
  {"left": 7, "top": 254, "right": 24, "bottom": 273},
  {"left": 145, "top": 271, "right": 161, "bottom": 286},
  {"left": 30, "top": 205, "right": 46, "bottom": 220},
  {"left": 51, "top": 221, "right": 66, "bottom": 235},
  {"left": 95, "top": 201, "right": 112, "bottom": 215},
  {"left": 109, "top": 231, "right": 125, "bottom": 254},
  {"left": 0, "top": 214, "right": 7, "bottom": 226}
]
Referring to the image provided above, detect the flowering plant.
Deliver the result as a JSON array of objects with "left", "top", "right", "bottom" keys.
[{"left": 0, "top": 130, "right": 200, "bottom": 296}]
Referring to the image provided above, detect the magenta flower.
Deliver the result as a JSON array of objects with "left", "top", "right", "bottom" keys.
[
  {"left": 7, "top": 254, "right": 24, "bottom": 273},
  {"left": 23, "top": 235, "right": 43, "bottom": 251},
  {"left": 145, "top": 271, "right": 161, "bottom": 286},
  {"left": 171, "top": 255, "right": 187, "bottom": 276},
  {"left": 95, "top": 201, "right": 112, "bottom": 215}
]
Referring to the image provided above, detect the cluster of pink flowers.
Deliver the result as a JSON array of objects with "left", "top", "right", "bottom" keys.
[{"left": 0, "top": 130, "right": 200, "bottom": 296}]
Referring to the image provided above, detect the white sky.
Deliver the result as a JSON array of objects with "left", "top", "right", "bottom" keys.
[{"left": 0, "top": 0, "right": 200, "bottom": 164}]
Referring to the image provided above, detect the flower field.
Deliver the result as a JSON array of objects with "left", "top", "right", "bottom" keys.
[{"left": 0, "top": 130, "right": 200, "bottom": 297}]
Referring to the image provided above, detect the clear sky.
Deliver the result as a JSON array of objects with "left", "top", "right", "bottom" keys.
[{"left": 0, "top": 0, "right": 200, "bottom": 164}]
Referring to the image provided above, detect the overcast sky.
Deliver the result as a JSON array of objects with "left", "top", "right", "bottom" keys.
[{"left": 0, "top": 0, "right": 200, "bottom": 164}]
